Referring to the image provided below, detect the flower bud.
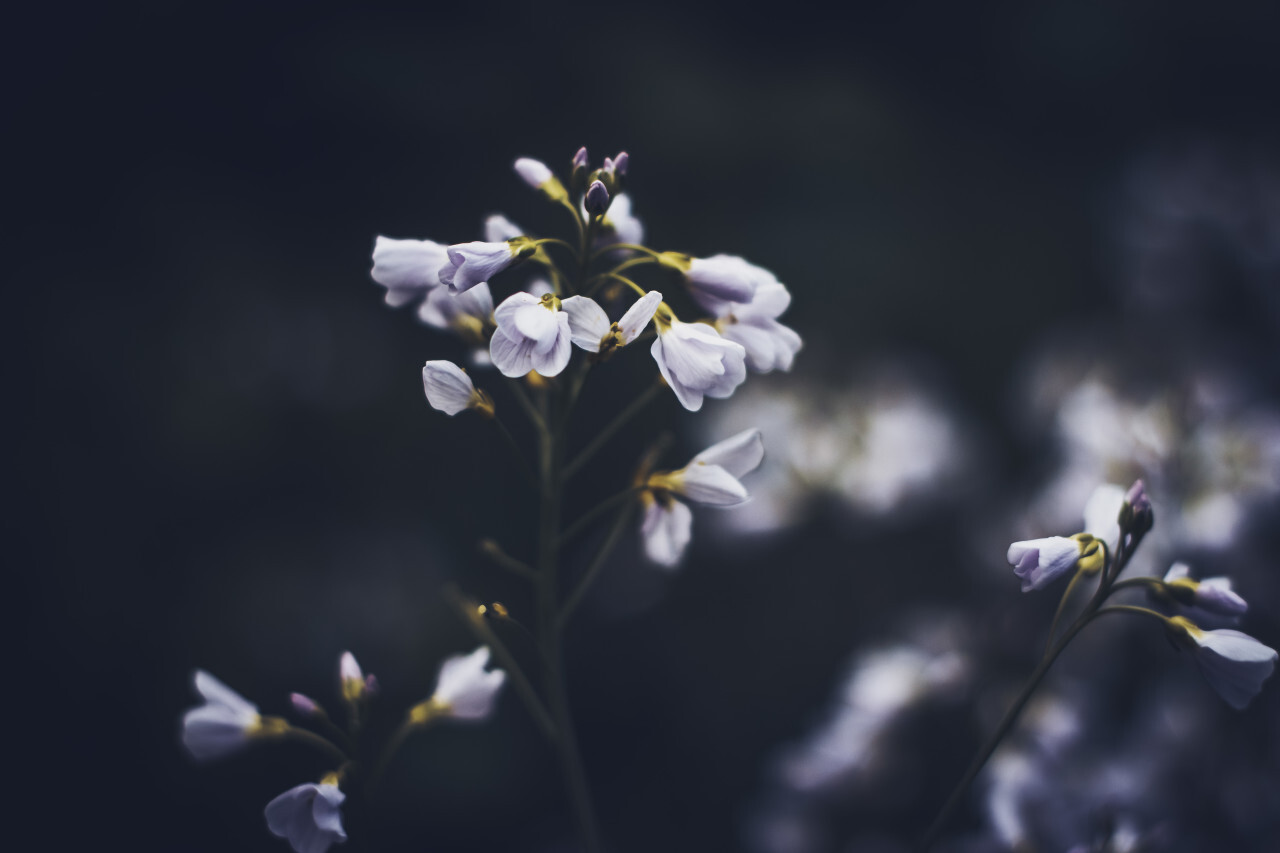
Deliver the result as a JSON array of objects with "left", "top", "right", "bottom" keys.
[{"left": 585, "top": 180, "right": 611, "bottom": 218}]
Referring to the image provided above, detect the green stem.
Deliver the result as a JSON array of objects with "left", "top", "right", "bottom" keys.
[
  {"left": 1106, "top": 576, "right": 1167, "bottom": 597},
  {"left": 563, "top": 381, "right": 664, "bottom": 481},
  {"left": 282, "top": 725, "right": 349, "bottom": 766},
  {"left": 366, "top": 719, "right": 417, "bottom": 796},
  {"left": 590, "top": 243, "right": 663, "bottom": 261},
  {"left": 560, "top": 487, "right": 641, "bottom": 545},
  {"left": 587, "top": 271, "right": 648, "bottom": 298},
  {"left": 507, "top": 378, "right": 547, "bottom": 436},
  {"left": 559, "top": 498, "right": 637, "bottom": 629},
  {"left": 490, "top": 415, "right": 536, "bottom": 489},
  {"left": 1043, "top": 568, "right": 1088, "bottom": 660},
  {"left": 477, "top": 539, "right": 537, "bottom": 580},
  {"left": 1093, "top": 604, "right": 1171, "bottom": 625}
]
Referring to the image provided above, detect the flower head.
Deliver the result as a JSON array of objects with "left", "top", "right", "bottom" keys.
[
  {"left": 514, "top": 157, "right": 567, "bottom": 202},
  {"left": 561, "top": 291, "right": 661, "bottom": 356},
  {"left": 489, "top": 291, "right": 572, "bottom": 378},
  {"left": 416, "top": 646, "right": 507, "bottom": 722},
  {"left": 439, "top": 239, "right": 531, "bottom": 294},
  {"left": 370, "top": 236, "right": 449, "bottom": 307},
  {"left": 708, "top": 278, "right": 802, "bottom": 373},
  {"left": 1006, "top": 535, "right": 1101, "bottom": 592},
  {"left": 682, "top": 254, "right": 773, "bottom": 306},
  {"left": 422, "top": 361, "right": 493, "bottom": 417},
  {"left": 640, "top": 429, "right": 764, "bottom": 566},
  {"left": 181, "top": 669, "right": 269, "bottom": 761},
  {"left": 650, "top": 305, "right": 747, "bottom": 412},
  {"left": 417, "top": 283, "right": 493, "bottom": 346},
  {"left": 1169, "top": 616, "right": 1277, "bottom": 709},
  {"left": 265, "top": 780, "right": 347, "bottom": 853},
  {"left": 1163, "top": 563, "right": 1248, "bottom": 624}
]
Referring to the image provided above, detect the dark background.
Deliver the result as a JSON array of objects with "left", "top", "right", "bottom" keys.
[{"left": 13, "top": 2, "right": 1280, "bottom": 851}]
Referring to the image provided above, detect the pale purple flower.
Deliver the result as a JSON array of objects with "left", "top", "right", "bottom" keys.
[
  {"left": 370, "top": 236, "right": 449, "bottom": 307},
  {"left": 439, "top": 241, "right": 521, "bottom": 294},
  {"left": 489, "top": 291, "right": 572, "bottom": 378},
  {"left": 290, "top": 693, "right": 320, "bottom": 717},
  {"left": 1007, "top": 536, "right": 1083, "bottom": 592},
  {"left": 1082, "top": 483, "right": 1126, "bottom": 553},
  {"left": 1171, "top": 617, "right": 1277, "bottom": 709},
  {"left": 430, "top": 646, "right": 507, "bottom": 720},
  {"left": 651, "top": 310, "right": 747, "bottom": 412},
  {"left": 265, "top": 782, "right": 347, "bottom": 853},
  {"left": 709, "top": 278, "right": 802, "bottom": 373},
  {"left": 585, "top": 180, "right": 610, "bottom": 217},
  {"left": 1163, "top": 562, "right": 1248, "bottom": 623},
  {"left": 684, "top": 254, "right": 772, "bottom": 305},
  {"left": 422, "top": 361, "right": 492, "bottom": 416},
  {"left": 181, "top": 670, "right": 263, "bottom": 761},
  {"left": 560, "top": 291, "right": 661, "bottom": 354},
  {"left": 641, "top": 429, "right": 764, "bottom": 566},
  {"left": 572, "top": 146, "right": 589, "bottom": 171},
  {"left": 417, "top": 282, "right": 493, "bottom": 344},
  {"left": 599, "top": 193, "right": 644, "bottom": 245}
]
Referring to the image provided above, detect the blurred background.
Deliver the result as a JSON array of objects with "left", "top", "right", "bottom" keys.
[{"left": 13, "top": 1, "right": 1280, "bottom": 850}]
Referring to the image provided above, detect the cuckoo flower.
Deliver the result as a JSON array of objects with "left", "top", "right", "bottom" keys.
[
  {"left": 561, "top": 291, "right": 661, "bottom": 356},
  {"left": 640, "top": 429, "right": 764, "bottom": 567},
  {"left": 182, "top": 670, "right": 278, "bottom": 761},
  {"left": 418, "top": 284, "right": 493, "bottom": 346},
  {"left": 1163, "top": 563, "right": 1248, "bottom": 624},
  {"left": 370, "top": 236, "right": 449, "bottom": 307},
  {"left": 489, "top": 291, "right": 572, "bottom": 378},
  {"left": 411, "top": 646, "right": 507, "bottom": 723},
  {"left": 650, "top": 304, "right": 747, "bottom": 412},
  {"left": 439, "top": 239, "right": 534, "bottom": 294},
  {"left": 708, "top": 278, "right": 802, "bottom": 373},
  {"left": 265, "top": 779, "right": 347, "bottom": 853},
  {"left": 422, "top": 361, "right": 493, "bottom": 417},
  {"left": 1168, "top": 616, "right": 1277, "bottom": 709},
  {"left": 514, "top": 157, "right": 568, "bottom": 202}
]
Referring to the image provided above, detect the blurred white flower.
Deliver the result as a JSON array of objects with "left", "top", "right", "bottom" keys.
[
  {"left": 1170, "top": 616, "right": 1277, "bottom": 709},
  {"left": 709, "top": 278, "right": 802, "bottom": 374},
  {"left": 370, "top": 236, "right": 448, "bottom": 307},
  {"left": 422, "top": 646, "right": 507, "bottom": 721},
  {"left": 1007, "top": 536, "right": 1085, "bottom": 592},
  {"left": 417, "top": 282, "right": 493, "bottom": 345},
  {"left": 489, "top": 291, "right": 572, "bottom": 378},
  {"left": 265, "top": 781, "right": 347, "bottom": 853},
  {"left": 422, "top": 361, "right": 492, "bottom": 417},
  {"left": 597, "top": 193, "right": 643, "bottom": 246},
  {"left": 513, "top": 157, "right": 554, "bottom": 190},
  {"left": 181, "top": 669, "right": 266, "bottom": 761}
]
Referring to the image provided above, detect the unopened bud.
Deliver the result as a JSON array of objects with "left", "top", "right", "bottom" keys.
[
  {"left": 290, "top": 692, "right": 320, "bottom": 716},
  {"left": 585, "top": 180, "right": 611, "bottom": 217}
]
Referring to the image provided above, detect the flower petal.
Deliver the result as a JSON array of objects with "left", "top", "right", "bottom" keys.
[{"left": 689, "top": 429, "right": 765, "bottom": 479}]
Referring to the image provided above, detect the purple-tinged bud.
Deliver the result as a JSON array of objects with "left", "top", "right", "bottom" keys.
[
  {"left": 572, "top": 147, "right": 589, "bottom": 169},
  {"left": 585, "top": 180, "right": 611, "bottom": 217},
  {"left": 1121, "top": 479, "right": 1153, "bottom": 536},
  {"left": 612, "top": 151, "right": 629, "bottom": 176},
  {"left": 340, "top": 651, "right": 365, "bottom": 702},
  {"left": 290, "top": 692, "right": 320, "bottom": 716},
  {"left": 364, "top": 673, "right": 380, "bottom": 695},
  {"left": 570, "top": 146, "right": 590, "bottom": 195}
]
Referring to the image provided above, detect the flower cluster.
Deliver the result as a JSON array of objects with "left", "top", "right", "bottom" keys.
[
  {"left": 373, "top": 148, "right": 801, "bottom": 414},
  {"left": 180, "top": 648, "right": 506, "bottom": 853}
]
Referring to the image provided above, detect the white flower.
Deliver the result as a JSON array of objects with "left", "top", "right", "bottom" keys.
[
  {"left": 439, "top": 240, "right": 524, "bottom": 294},
  {"left": 1171, "top": 617, "right": 1277, "bottom": 709},
  {"left": 1163, "top": 562, "right": 1248, "bottom": 623},
  {"left": 514, "top": 157, "right": 554, "bottom": 189},
  {"left": 181, "top": 669, "right": 264, "bottom": 761},
  {"left": 709, "top": 278, "right": 802, "bottom": 373},
  {"left": 265, "top": 781, "right": 347, "bottom": 853},
  {"left": 422, "top": 361, "right": 492, "bottom": 416},
  {"left": 370, "top": 236, "right": 449, "bottom": 307},
  {"left": 428, "top": 646, "right": 507, "bottom": 721},
  {"left": 483, "top": 214, "right": 524, "bottom": 243},
  {"left": 1082, "top": 483, "right": 1126, "bottom": 553},
  {"left": 650, "top": 307, "right": 747, "bottom": 412},
  {"left": 684, "top": 254, "right": 772, "bottom": 305},
  {"left": 489, "top": 291, "right": 572, "bottom": 378},
  {"left": 1006, "top": 537, "right": 1085, "bottom": 592},
  {"left": 641, "top": 429, "right": 765, "bottom": 566},
  {"left": 560, "top": 291, "right": 661, "bottom": 354},
  {"left": 598, "top": 193, "right": 644, "bottom": 246},
  {"left": 418, "top": 284, "right": 493, "bottom": 345}
]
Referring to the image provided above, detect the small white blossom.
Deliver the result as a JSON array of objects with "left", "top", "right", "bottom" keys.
[
  {"left": 429, "top": 646, "right": 507, "bottom": 721},
  {"left": 439, "top": 241, "right": 522, "bottom": 294},
  {"left": 1006, "top": 536, "right": 1085, "bottom": 592},
  {"left": 1171, "top": 617, "right": 1277, "bottom": 709},
  {"left": 641, "top": 429, "right": 764, "bottom": 566},
  {"left": 181, "top": 670, "right": 263, "bottom": 761},
  {"left": 651, "top": 308, "right": 747, "bottom": 412},
  {"left": 1082, "top": 483, "right": 1126, "bottom": 553},
  {"left": 370, "top": 236, "right": 449, "bottom": 307},
  {"left": 265, "top": 782, "right": 347, "bottom": 853},
  {"left": 422, "top": 361, "right": 492, "bottom": 417},
  {"left": 561, "top": 291, "right": 661, "bottom": 354},
  {"left": 708, "top": 278, "right": 802, "bottom": 373},
  {"left": 684, "top": 254, "right": 771, "bottom": 305},
  {"left": 1163, "top": 562, "right": 1248, "bottom": 623},
  {"left": 489, "top": 291, "right": 572, "bottom": 378},
  {"left": 514, "top": 157, "right": 554, "bottom": 190},
  {"left": 417, "top": 284, "right": 492, "bottom": 344}
]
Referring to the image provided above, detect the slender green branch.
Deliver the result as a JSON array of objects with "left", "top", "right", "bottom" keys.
[
  {"left": 281, "top": 725, "right": 349, "bottom": 765},
  {"left": 586, "top": 270, "right": 647, "bottom": 298},
  {"left": 477, "top": 539, "right": 536, "bottom": 579},
  {"left": 1106, "top": 576, "right": 1166, "bottom": 597},
  {"left": 534, "top": 237, "right": 578, "bottom": 253},
  {"left": 563, "top": 381, "right": 664, "bottom": 481},
  {"left": 589, "top": 243, "right": 663, "bottom": 261},
  {"left": 490, "top": 415, "right": 535, "bottom": 489},
  {"left": 560, "top": 487, "right": 641, "bottom": 546},
  {"left": 1092, "top": 604, "right": 1171, "bottom": 626},
  {"left": 559, "top": 498, "right": 637, "bottom": 629},
  {"left": 507, "top": 378, "right": 547, "bottom": 435},
  {"left": 366, "top": 718, "right": 417, "bottom": 795},
  {"left": 1043, "top": 568, "right": 1088, "bottom": 661},
  {"left": 445, "top": 586, "right": 558, "bottom": 741}
]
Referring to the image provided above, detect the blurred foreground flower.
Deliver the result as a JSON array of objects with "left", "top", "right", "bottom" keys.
[
  {"left": 182, "top": 670, "right": 276, "bottom": 761},
  {"left": 265, "top": 779, "right": 347, "bottom": 853}
]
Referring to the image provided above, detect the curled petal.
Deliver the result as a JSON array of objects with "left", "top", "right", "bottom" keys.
[
  {"left": 422, "top": 361, "right": 479, "bottom": 415},
  {"left": 371, "top": 236, "right": 448, "bottom": 306},
  {"left": 641, "top": 498, "right": 693, "bottom": 568},
  {"left": 560, "top": 296, "right": 610, "bottom": 352},
  {"left": 617, "top": 291, "right": 662, "bottom": 343},
  {"left": 673, "top": 463, "right": 749, "bottom": 506},
  {"left": 1007, "top": 536, "right": 1080, "bottom": 592},
  {"left": 689, "top": 428, "right": 765, "bottom": 479}
]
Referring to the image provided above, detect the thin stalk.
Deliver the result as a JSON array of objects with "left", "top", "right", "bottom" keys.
[
  {"left": 1043, "top": 568, "right": 1088, "bottom": 660},
  {"left": 1106, "top": 576, "right": 1166, "bottom": 597},
  {"left": 282, "top": 725, "right": 349, "bottom": 765},
  {"left": 587, "top": 271, "right": 648, "bottom": 299},
  {"left": 589, "top": 243, "right": 663, "bottom": 261},
  {"left": 477, "top": 539, "right": 536, "bottom": 580},
  {"left": 559, "top": 498, "right": 637, "bottom": 629},
  {"left": 490, "top": 415, "right": 535, "bottom": 489},
  {"left": 560, "top": 486, "right": 640, "bottom": 545},
  {"left": 507, "top": 378, "right": 547, "bottom": 435},
  {"left": 367, "top": 719, "right": 416, "bottom": 795},
  {"left": 563, "top": 381, "right": 664, "bottom": 481}
]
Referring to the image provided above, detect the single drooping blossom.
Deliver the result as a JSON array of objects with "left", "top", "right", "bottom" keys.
[
  {"left": 1081, "top": 483, "right": 1126, "bottom": 554},
  {"left": 181, "top": 670, "right": 269, "bottom": 761},
  {"left": 265, "top": 780, "right": 347, "bottom": 853},
  {"left": 1007, "top": 484, "right": 1122, "bottom": 591},
  {"left": 417, "top": 282, "right": 492, "bottom": 345},
  {"left": 682, "top": 254, "right": 773, "bottom": 305},
  {"left": 370, "top": 236, "right": 449, "bottom": 307},
  {"left": 560, "top": 291, "right": 661, "bottom": 355},
  {"left": 413, "top": 646, "right": 507, "bottom": 722},
  {"left": 640, "top": 429, "right": 764, "bottom": 567},
  {"left": 708, "top": 278, "right": 802, "bottom": 373},
  {"left": 1162, "top": 562, "right": 1248, "bottom": 624},
  {"left": 422, "top": 361, "right": 493, "bottom": 417},
  {"left": 1006, "top": 537, "right": 1087, "bottom": 592},
  {"left": 650, "top": 305, "right": 747, "bottom": 412},
  {"left": 439, "top": 240, "right": 531, "bottom": 294},
  {"left": 489, "top": 291, "right": 572, "bottom": 378},
  {"left": 1168, "top": 616, "right": 1277, "bottom": 709}
]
